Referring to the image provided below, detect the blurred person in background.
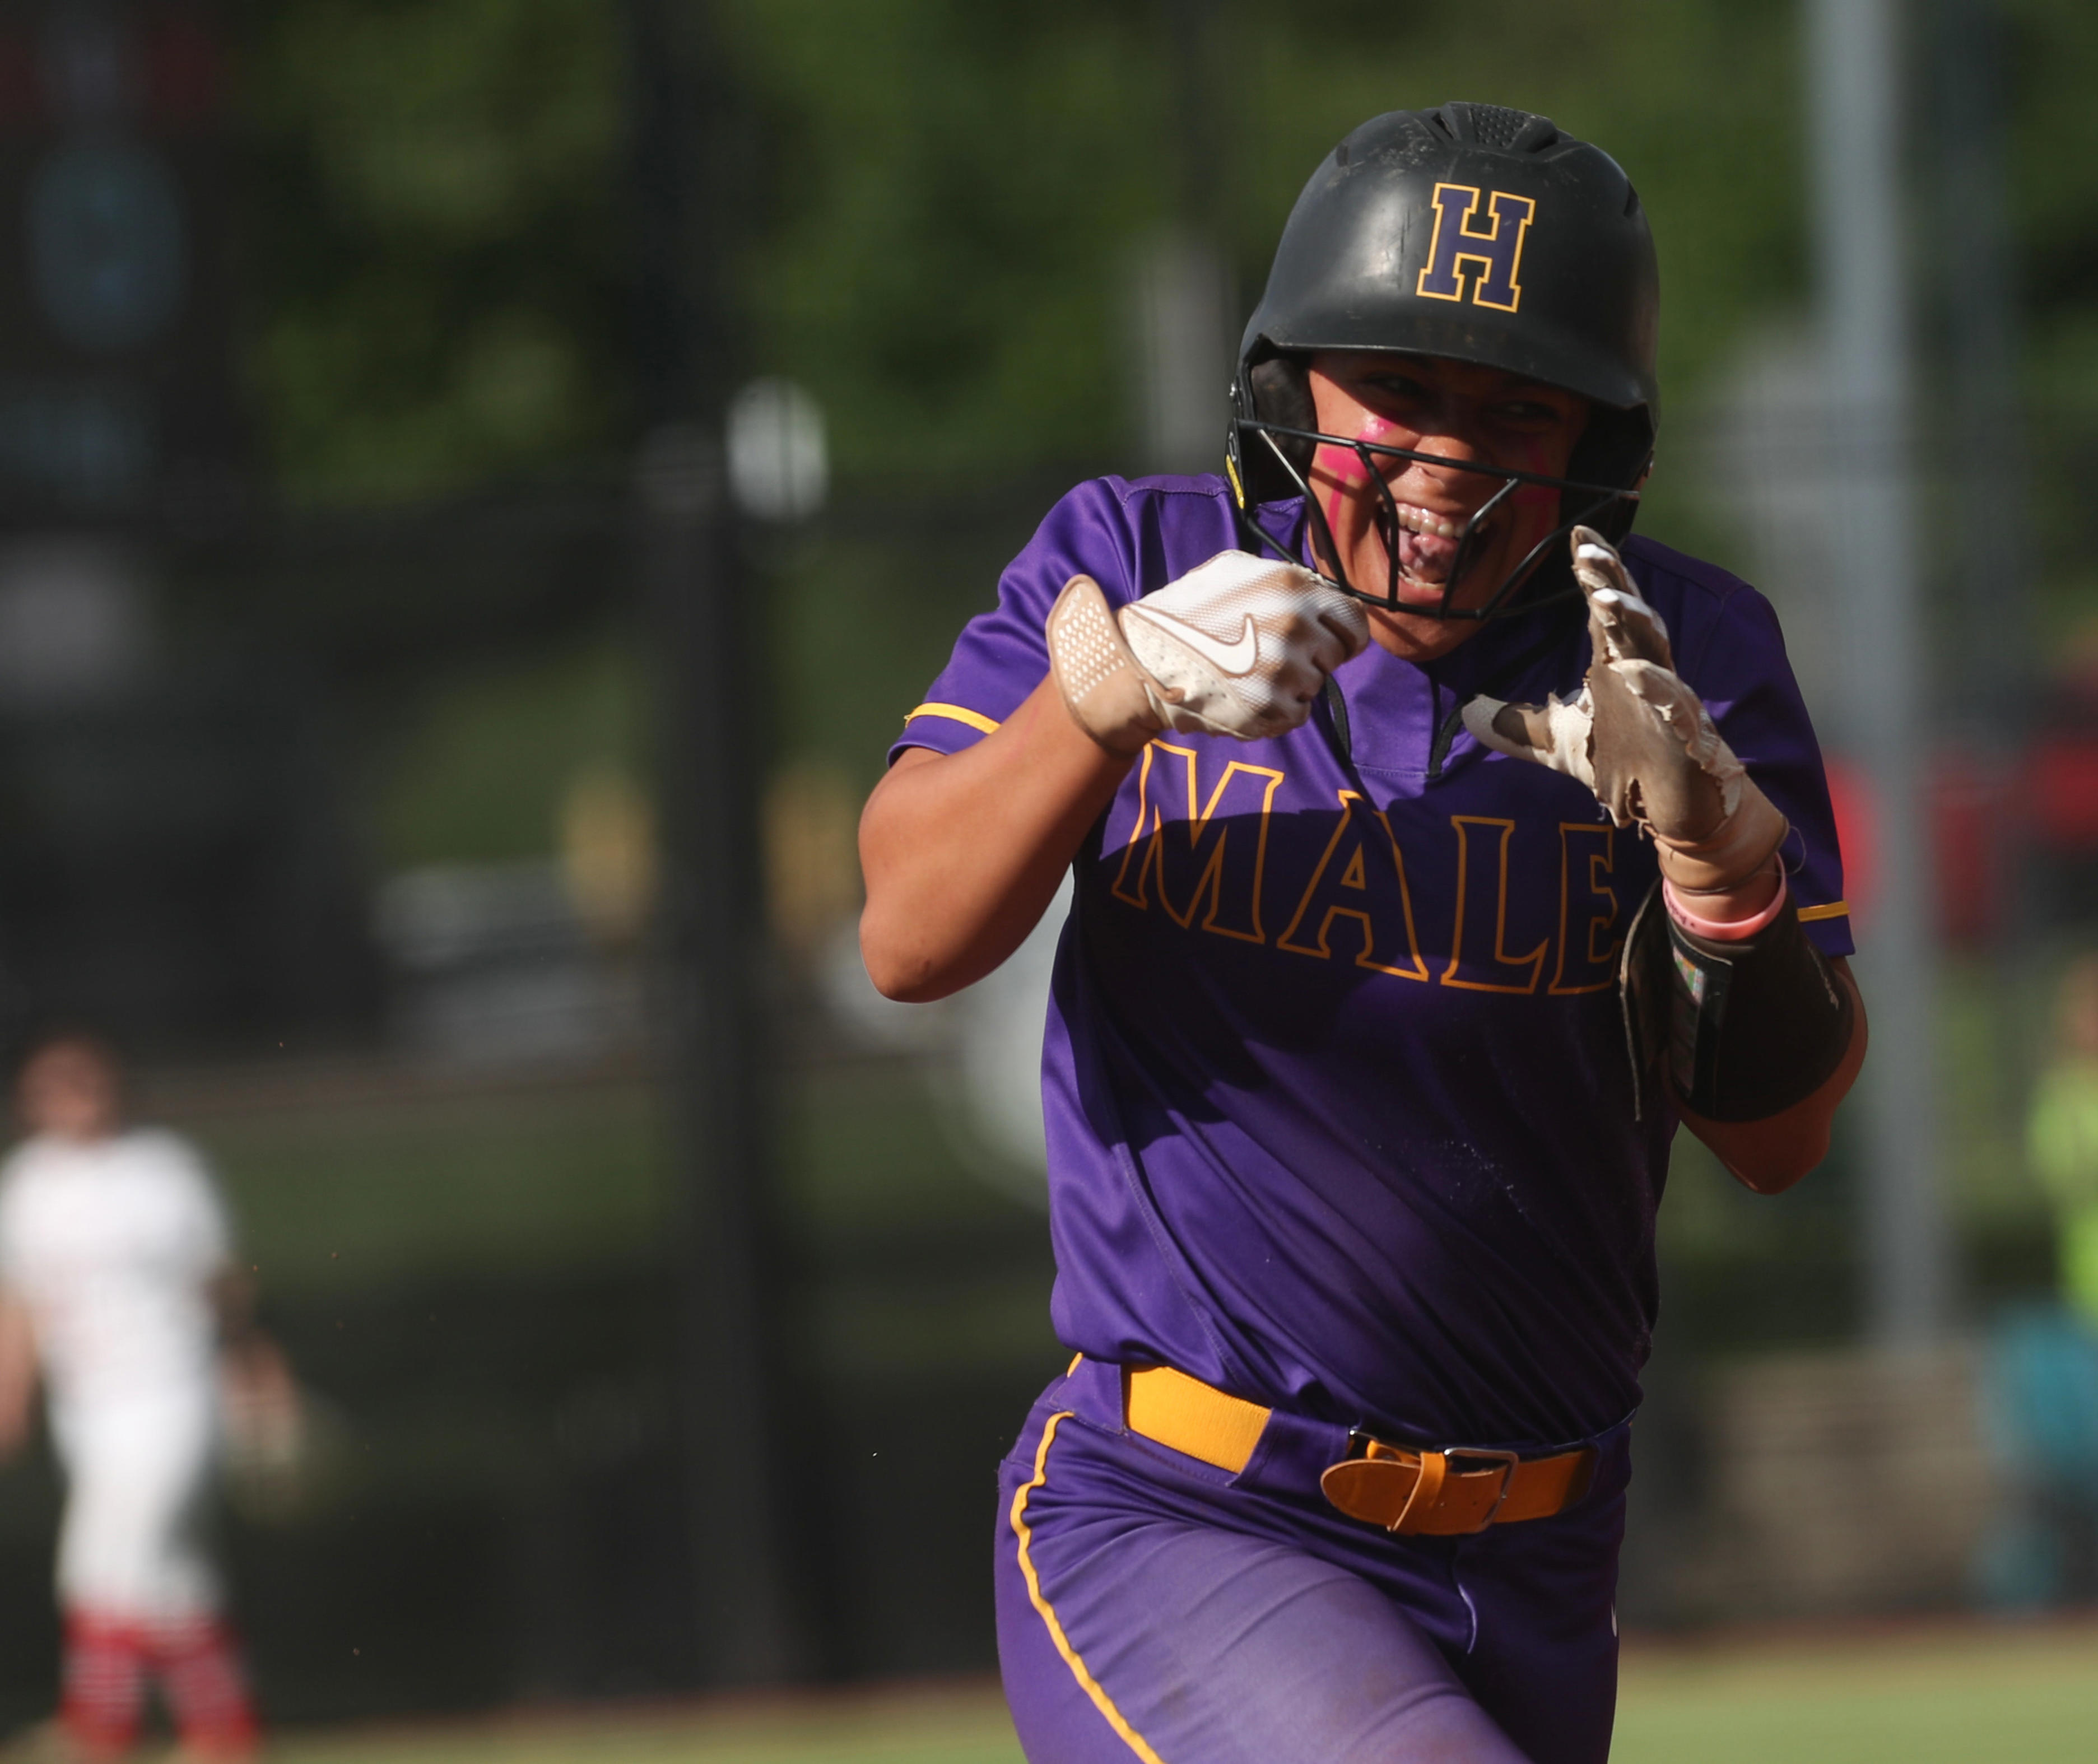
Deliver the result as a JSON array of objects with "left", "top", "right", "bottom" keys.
[
  {"left": 863, "top": 104, "right": 1862, "bottom": 1764},
  {"left": 1978, "top": 955, "right": 2098, "bottom": 1607},
  {"left": 0, "top": 1033, "right": 287, "bottom": 1761}
]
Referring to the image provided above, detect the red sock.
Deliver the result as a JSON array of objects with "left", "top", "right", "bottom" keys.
[
  {"left": 59, "top": 1611, "right": 148, "bottom": 1760},
  {"left": 151, "top": 1616, "right": 259, "bottom": 1758}
]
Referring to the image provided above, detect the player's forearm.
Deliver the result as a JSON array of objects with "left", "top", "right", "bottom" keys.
[
  {"left": 0, "top": 1295, "right": 38, "bottom": 1459},
  {"left": 210, "top": 1269, "right": 259, "bottom": 1347},
  {"left": 859, "top": 674, "right": 1134, "bottom": 1002},
  {"left": 1681, "top": 960, "right": 1868, "bottom": 1194}
]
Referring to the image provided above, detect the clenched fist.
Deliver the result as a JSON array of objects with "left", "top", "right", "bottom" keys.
[
  {"left": 1460, "top": 527, "right": 1789, "bottom": 897},
  {"left": 1046, "top": 551, "right": 1370, "bottom": 755}
]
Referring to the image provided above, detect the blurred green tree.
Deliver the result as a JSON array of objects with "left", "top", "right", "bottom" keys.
[
  {"left": 239, "top": 0, "right": 628, "bottom": 503},
  {"left": 235, "top": 0, "right": 2098, "bottom": 842},
  {"left": 732, "top": 0, "right": 1808, "bottom": 483},
  {"left": 2011, "top": 0, "right": 2098, "bottom": 401},
  {"left": 241, "top": 0, "right": 1820, "bottom": 504}
]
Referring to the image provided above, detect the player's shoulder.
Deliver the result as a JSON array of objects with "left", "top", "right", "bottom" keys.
[
  {"left": 1022, "top": 474, "right": 1242, "bottom": 601},
  {"left": 0, "top": 1137, "right": 73, "bottom": 1236},
  {"left": 1620, "top": 534, "right": 1785, "bottom": 669},
  {"left": 1043, "top": 473, "right": 1238, "bottom": 534},
  {"left": 1036, "top": 471, "right": 1227, "bottom": 527},
  {"left": 0, "top": 1135, "right": 61, "bottom": 1193},
  {"left": 1620, "top": 533, "right": 1753, "bottom": 609},
  {"left": 0, "top": 1144, "right": 29, "bottom": 1212},
  {"left": 1094, "top": 470, "right": 1236, "bottom": 509},
  {"left": 124, "top": 1124, "right": 206, "bottom": 1165},
  {"left": 109, "top": 1125, "right": 211, "bottom": 1188}
]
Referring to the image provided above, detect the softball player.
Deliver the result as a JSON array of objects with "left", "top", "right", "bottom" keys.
[
  {"left": 861, "top": 103, "right": 1864, "bottom": 1763},
  {"left": 0, "top": 1034, "right": 267, "bottom": 1761}
]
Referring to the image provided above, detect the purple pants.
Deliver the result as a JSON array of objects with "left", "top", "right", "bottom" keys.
[{"left": 994, "top": 1362, "right": 1630, "bottom": 1764}]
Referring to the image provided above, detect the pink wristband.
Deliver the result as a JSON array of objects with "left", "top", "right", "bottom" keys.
[{"left": 1663, "top": 868, "right": 1788, "bottom": 942}]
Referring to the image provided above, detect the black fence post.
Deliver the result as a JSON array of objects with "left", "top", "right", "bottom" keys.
[{"left": 625, "top": 0, "right": 804, "bottom": 1687}]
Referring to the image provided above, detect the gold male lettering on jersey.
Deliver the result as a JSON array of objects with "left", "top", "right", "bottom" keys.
[
  {"left": 1549, "top": 822, "right": 1622, "bottom": 995},
  {"left": 1415, "top": 183, "right": 1537, "bottom": 313},
  {"left": 1111, "top": 744, "right": 1281, "bottom": 944},
  {"left": 1104, "top": 765, "right": 1834, "bottom": 995},
  {"left": 1152, "top": 747, "right": 1283, "bottom": 942},
  {"left": 1441, "top": 815, "right": 1548, "bottom": 994},
  {"left": 1108, "top": 746, "right": 1160, "bottom": 910},
  {"left": 1276, "top": 791, "right": 1430, "bottom": 979}
]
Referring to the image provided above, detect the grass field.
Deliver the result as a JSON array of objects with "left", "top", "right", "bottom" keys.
[
  {"left": 1611, "top": 1622, "right": 2098, "bottom": 1763},
  {"left": 264, "top": 1621, "right": 2098, "bottom": 1764}
]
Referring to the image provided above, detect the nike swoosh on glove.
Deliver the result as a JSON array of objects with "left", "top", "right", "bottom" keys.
[
  {"left": 1047, "top": 551, "right": 1370, "bottom": 755},
  {"left": 1458, "top": 526, "right": 1789, "bottom": 895}
]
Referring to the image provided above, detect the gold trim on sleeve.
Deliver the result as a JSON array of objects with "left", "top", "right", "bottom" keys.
[
  {"left": 904, "top": 701, "right": 1001, "bottom": 736},
  {"left": 1797, "top": 901, "right": 1850, "bottom": 923}
]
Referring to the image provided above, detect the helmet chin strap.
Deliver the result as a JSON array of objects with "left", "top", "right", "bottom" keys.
[{"left": 1230, "top": 417, "right": 1644, "bottom": 622}]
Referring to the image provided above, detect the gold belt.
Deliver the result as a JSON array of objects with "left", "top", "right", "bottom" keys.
[{"left": 1122, "top": 1362, "right": 1597, "bottom": 1537}]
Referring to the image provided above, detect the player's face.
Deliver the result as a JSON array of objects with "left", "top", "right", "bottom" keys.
[
  {"left": 1304, "top": 351, "right": 1589, "bottom": 662},
  {"left": 17, "top": 1043, "right": 121, "bottom": 1143}
]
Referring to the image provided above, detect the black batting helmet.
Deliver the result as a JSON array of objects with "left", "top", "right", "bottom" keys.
[{"left": 1226, "top": 102, "right": 1660, "bottom": 618}]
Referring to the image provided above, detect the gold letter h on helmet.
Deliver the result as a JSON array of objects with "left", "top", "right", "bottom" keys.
[{"left": 1415, "top": 183, "right": 1537, "bottom": 313}]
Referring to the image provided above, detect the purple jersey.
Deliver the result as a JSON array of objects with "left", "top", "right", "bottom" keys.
[{"left": 894, "top": 474, "right": 1852, "bottom": 1451}]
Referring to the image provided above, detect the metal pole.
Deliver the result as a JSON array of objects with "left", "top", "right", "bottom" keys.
[
  {"left": 1805, "top": 0, "right": 1952, "bottom": 1344},
  {"left": 1933, "top": 0, "right": 2027, "bottom": 736},
  {"left": 1931, "top": 0, "right": 2039, "bottom": 1248},
  {"left": 1135, "top": 0, "right": 1231, "bottom": 475},
  {"left": 1162, "top": 0, "right": 1222, "bottom": 232},
  {"left": 626, "top": 0, "right": 803, "bottom": 1683}
]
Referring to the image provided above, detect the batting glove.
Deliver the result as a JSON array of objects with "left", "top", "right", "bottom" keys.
[
  {"left": 1047, "top": 551, "right": 1370, "bottom": 755},
  {"left": 1460, "top": 527, "right": 1789, "bottom": 897}
]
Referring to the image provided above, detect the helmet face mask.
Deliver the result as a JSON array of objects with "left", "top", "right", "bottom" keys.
[
  {"left": 1228, "top": 378, "right": 1645, "bottom": 620},
  {"left": 1226, "top": 103, "right": 1659, "bottom": 622}
]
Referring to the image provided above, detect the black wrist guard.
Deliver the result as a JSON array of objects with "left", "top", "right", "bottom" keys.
[{"left": 1619, "top": 883, "right": 1854, "bottom": 1123}]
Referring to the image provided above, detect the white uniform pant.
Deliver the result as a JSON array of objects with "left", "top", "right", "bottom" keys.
[{"left": 49, "top": 1390, "right": 221, "bottom": 1623}]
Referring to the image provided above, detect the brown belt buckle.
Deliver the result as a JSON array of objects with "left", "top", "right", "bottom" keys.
[
  {"left": 1449, "top": 1446, "right": 1522, "bottom": 1533},
  {"left": 1323, "top": 1435, "right": 1523, "bottom": 1535}
]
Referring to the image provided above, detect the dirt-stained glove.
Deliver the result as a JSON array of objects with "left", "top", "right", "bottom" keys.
[
  {"left": 1459, "top": 527, "right": 1788, "bottom": 896},
  {"left": 1046, "top": 551, "right": 1370, "bottom": 756}
]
